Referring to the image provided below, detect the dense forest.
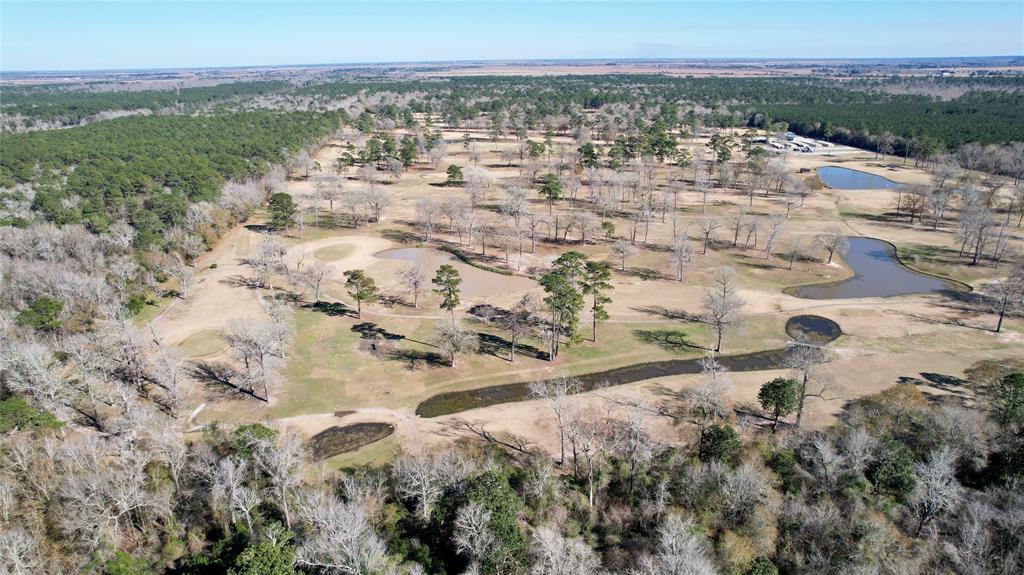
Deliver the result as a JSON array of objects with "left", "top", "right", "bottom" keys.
[
  {"left": 0, "top": 111, "right": 343, "bottom": 246},
  {"left": 1, "top": 81, "right": 288, "bottom": 127}
]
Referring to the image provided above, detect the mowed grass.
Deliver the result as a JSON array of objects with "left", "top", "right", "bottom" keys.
[
  {"left": 265, "top": 288, "right": 792, "bottom": 421},
  {"left": 178, "top": 329, "right": 226, "bottom": 358},
  {"left": 133, "top": 294, "right": 174, "bottom": 326},
  {"left": 323, "top": 432, "right": 401, "bottom": 470},
  {"left": 313, "top": 243, "right": 356, "bottom": 262}
]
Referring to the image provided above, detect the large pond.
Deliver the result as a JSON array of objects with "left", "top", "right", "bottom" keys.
[
  {"left": 377, "top": 247, "right": 534, "bottom": 298},
  {"left": 786, "top": 237, "right": 968, "bottom": 299},
  {"left": 817, "top": 166, "right": 905, "bottom": 190}
]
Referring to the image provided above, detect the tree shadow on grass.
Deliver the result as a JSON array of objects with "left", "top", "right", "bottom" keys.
[
  {"left": 631, "top": 305, "right": 704, "bottom": 323},
  {"left": 897, "top": 372, "right": 973, "bottom": 404},
  {"left": 189, "top": 360, "right": 263, "bottom": 402},
  {"left": 222, "top": 275, "right": 264, "bottom": 289},
  {"left": 620, "top": 267, "right": 669, "bottom": 281},
  {"left": 351, "top": 322, "right": 405, "bottom": 341},
  {"left": 469, "top": 303, "right": 506, "bottom": 321},
  {"left": 731, "top": 252, "right": 782, "bottom": 271},
  {"left": 379, "top": 228, "right": 421, "bottom": 244},
  {"left": 633, "top": 329, "right": 707, "bottom": 353},
  {"left": 477, "top": 332, "right": 548, "bottom": 362},
  {"left": 386, "top": 349, "right": 448, "bottom": 370},
  {"left": 307, "top": 301, "right": 353, "bottom": 317}
]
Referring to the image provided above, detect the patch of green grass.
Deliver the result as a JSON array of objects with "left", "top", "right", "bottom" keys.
[
  {"left": 273, "top": 309, "right": 366, "bottom": 417},
  {"left": 132, "top": 295, "right": 173, "bottom": 326},
  {"left": 324, "top": 433, "right": 401, "bottom": 469},
  {"left": 313, "top": 243, "right": 356, "bottom": 262},
  {"left": 178, "top": 329, "right": 225, "bottom": 358}
]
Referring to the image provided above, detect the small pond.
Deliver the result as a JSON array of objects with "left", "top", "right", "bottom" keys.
[
  {"left": 308, "top": 422, "right": 394, "bottom": 460},
  {"left": 786, "top": 237, "right": 968, "bottom": 299},
  {"left": 817, "top": 166, "right": 905, "bottom": 190},
  {"left": 377, "top": 247, "right": 534, "bottom": 298},
  {"left": 785, "top": 315, "right": 842, "bottom": 344}
]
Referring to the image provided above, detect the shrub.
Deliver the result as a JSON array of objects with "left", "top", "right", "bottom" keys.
[
  {"left": 126, "top": 295, "right": 146, "bottom": 315},
  {"left": 0, "top": 397, "right": 61, "bottom": 433},
  {"left": 15, "top": 297, "right": 63, "bottom": 331},
  {"left": 867, "top": 439, "right": 916, "bottom": 500},
  {"left": 230, "top": 423, "right": 277, "bottom": 456},
  {"left": 747, "top": 556, "right": 779, "bottom": 575},
  {"left": 699, "top": 424, "right": 742, "bottom": 464}
]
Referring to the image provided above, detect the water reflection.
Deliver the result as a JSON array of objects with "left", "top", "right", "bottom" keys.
[
  {"left": 787, "top": 237, "right": 967, "bottom": 299},
  {"left": 818, "top": 166, "right": 904, "bottom": 190}
]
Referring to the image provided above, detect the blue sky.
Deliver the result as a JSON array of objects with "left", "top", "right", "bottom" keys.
[{"left": 2, "top": 1, "right": 1022, "bottom": 71}]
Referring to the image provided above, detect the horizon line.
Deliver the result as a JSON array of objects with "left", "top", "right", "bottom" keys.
[{"left": 3, "top": 54, "right": 1023, "bottom": 77}]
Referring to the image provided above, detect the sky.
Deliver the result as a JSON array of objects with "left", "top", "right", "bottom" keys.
[{"left": 1, "top": 1, "right": 1022, "bottom": 72}]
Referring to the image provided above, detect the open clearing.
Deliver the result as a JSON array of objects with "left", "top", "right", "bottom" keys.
[{"left": 155, "top": 124, "right": 1023, "bottom": 465}]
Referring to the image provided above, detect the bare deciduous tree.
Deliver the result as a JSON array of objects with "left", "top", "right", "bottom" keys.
[
  {"left": 415, "top": 198, "right": 439, "bottom": 242},
  {"left": 910, "top": 447, "right": 964, "bottom": 535},
  {"left": 612, "top": 239, "right": 637, "bottom": 271},
  {"left": 222, "top": 315, "right": 290, "bottom": 401},
  {"left": 530, "top": 375, "right": 580, "bottom": 466},
  {"left": 690, "top": 354, "right": 734, "bottom": 428},
  {"left": 702, "top": 267, "right": 744, "bottom": 352},
  {"left": 453, "top": 501, "right": 495, "bottom": 571},
  {"left": 784, "top": 342, "right": 834, "bottom": 428},
  {"left": 433, "top": 319, "right": 479, "bottom": 367},
  {"left": 393, "top": 450, "right": 475, "bottom": 520},
  {"left": 300, "top": 261, "right": 330, "bottom": 303},
  {"left": 401, "top": 263, "right": 427, "bottom": 308},
  {"left": 696, "top": 218, "right": 721, "bottom": 255},
  {"left": 637, "top": 514, "right": 717, "bottom": 575},
  {"left": 294, "top": 490, "right": 389, "bottom": 573},
  {"left": 982, "top": 262, "right": 1024, "bottom": 332},
  {"left": 530, "top": 526, "right": 602, "bottom": 575},
  {"left": 815, "top": 226, "right": 848, "bottom": 264},
  {"left": 670, "top": 235, "right": 693, "bottom": 282}
]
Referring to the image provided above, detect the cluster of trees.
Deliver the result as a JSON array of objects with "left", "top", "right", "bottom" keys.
[
  {"left": 0, "top": 111, "right": 341, "bottom": 246},
  {"left": 1, "top": 81, "right": 288, "bottom": 130},
  {"left": 752, "top": 91, "right": 1024, "bottom": 162},
  {"left": 3, "top": 349, "right": 1021, "bottom": 573}
]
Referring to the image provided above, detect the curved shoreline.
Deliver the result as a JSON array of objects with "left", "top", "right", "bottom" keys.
[
  {"left": 816, "top": 166, "right": 905, "bottom": 189},
  {"left": 782, "top": 236, "right": 973, "bottom": 299}
]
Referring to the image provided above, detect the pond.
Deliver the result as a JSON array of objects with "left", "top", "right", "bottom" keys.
[
  {"left": 785, "top": 315, "right": 842, "bottom": 344},
  {"left": 785, "top": 237, "right": 969, "bottom": 299},
  {"left": 413, "top": 311, "right": 849, "bottom": 418},
  {"left": 415, "top": 348, "right": 790, "bottom": 418},
  {"left": 377, "top": 247, "right": 534, "bottom": 298},
  {"left": 817, "top": 166, "right": 904, "bottom": 190},
  {"left": 308, "top": 422, "right": 394, "bottom": 460}
]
